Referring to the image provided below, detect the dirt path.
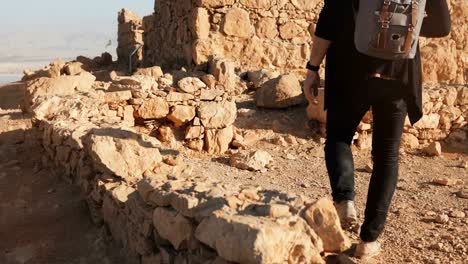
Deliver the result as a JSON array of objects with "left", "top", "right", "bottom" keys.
[
  {"left": 0, "top": 82, "right": 466, "bottom": 263},
  {"left": 0, "top": 83, "right": 128, "bottom": 264}
]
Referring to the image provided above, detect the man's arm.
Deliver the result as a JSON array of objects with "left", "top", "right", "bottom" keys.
[{"left": 309, "top": 35, "right": 331, "bottom": 67}]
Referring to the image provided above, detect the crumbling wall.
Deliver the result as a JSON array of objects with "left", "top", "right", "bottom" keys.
[
  {"left": 134, "top": 0, "right": 466, "bottom": 84},
  {"left": 143, "top": 0, "right": 196, "bottom": 70},
  {"left": 118, "top": 9, "right": 144, "bottom": 69}
]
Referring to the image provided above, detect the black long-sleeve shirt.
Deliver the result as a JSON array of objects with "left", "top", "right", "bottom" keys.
[{"left": 315, "top": 0, "right": 451, "bottom": 124}]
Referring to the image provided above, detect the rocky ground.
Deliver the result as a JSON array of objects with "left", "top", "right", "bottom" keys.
[{"left": 0, "top": 82, "right": 466, "bottom": 264}]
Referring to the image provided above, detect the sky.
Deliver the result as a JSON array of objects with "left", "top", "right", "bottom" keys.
[{"left": 0, "top": 0, "right": 154, "bottom": 71}]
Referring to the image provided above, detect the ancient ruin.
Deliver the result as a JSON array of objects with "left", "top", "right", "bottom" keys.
[{"left": 2, "top": 0, "right": 466, "bottom": 263}]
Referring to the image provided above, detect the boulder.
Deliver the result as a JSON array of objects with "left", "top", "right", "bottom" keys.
[
  {"left": 205, "top": 126, "right": 234, "bottom": 154},
  {"left": 247, "top": 69, "right": 280, "bottom": 89},
  {"left": 209, "top": 57, "right": 244, "bottom": 95},
  {"left": 87, "top": 129, "right": 162, "bottom": 180},
  {"left": 304, "top": 198, "right": 351, "bottom": 253},
  {"left": 167, "top": 105, "right": 196, "bottom": 127},
  {"left": 153, "top": 207, "right": 195, "bottom": 250},
  {"left": 134, "top": 66, "right": 164, "bottom": 79},
  {"left": 178, "top": 77, "right": 207, "bottom": 94},
  {"left": 138, "top": 97, "right": 170, "bottom": 119},
  {"left": 198, "top": 100, "right": 237, "bottom": 129},
  {"left": 423, "top": 141, "right": 442, "bottom": 156},
  {"left": 222, "top": 8, "right": 252, "bottom": 38},
  {"left": 104, "top": 90, "right": 132, "bottom": 103},
  {"left": 22, "top": 59, "right": 65, "bottom": 81},
  {"left": 255, "top": 74, "right": 304, "bottom": 109},
  {"left": 24, "top": 72, "right": 96, "bottom": 109},
  {"left": 166, "top": 91, "right": 195, "bottom": 102},
  {"left": 195, "top": 211, "right": 324, "bottom": 264},
  {"left": 63, "top": 61, "right": 84, "bottom": 76},
  {"left": 230, "top": 150, "right": 273, "bottom": 171},
  {"left": 400, "top": 133, "right": 420, "bottom": 149}
]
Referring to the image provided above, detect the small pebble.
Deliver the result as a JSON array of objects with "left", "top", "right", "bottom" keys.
[{"left": 435, "top": 214, "right": 449, "bottom": 224}]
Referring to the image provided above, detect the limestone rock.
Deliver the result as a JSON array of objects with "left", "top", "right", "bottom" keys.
[
  {"left": 205, "top": 126, "right": 234, "bottom": 154},
  {"left": 201, "top": 74, "right": 217, "bottom": 89},
  {"left": 279, "top": 21, "right": 305, "bottom": 40},
  {"left": 230, "top": 150, "right": 273, "bottom": 171},
  {"left": 414, "top": 113, "right": 440, "bottom": 129},
  {"left": 401, "top": 133, "right": 420, "bottom": 149},
  {"left": 247, "top": 69, "right": 280, "bottom": 89},
  {"left": 424, "top": 141, "right": 442, "bottom": 156},
  {"left": 197, "top": 0, "right": 236, "bottom": 8},
  {"left": 87, "top": 129, "right": 162, "bottom": 180},
  {"left": 134, "top": 66, "right": 164, "bottom": 79},
  {"left": 191, "top": 7, "right": 210, "bottom": 39},
  {"left": 185, "top": 126, "right": 205, "bottom": 140},
  {"left": 304, "top": 198, "right": 351, "bottom": 253},
  {"left": 153, "top": 207, "right": 195, "bottom": 250},
  {"left": 25, "top": 72, "right": 96, "bottom": 107},
  {"left": 195, "top": 211, "right": 324, "bottom": 264},
  {"left": 138, "top": 97, "right": 170, "bottom": 119},
  {"left": 256, "top": 74, "right": 304, "bottom": 109},
  {"left": 22, "top": 59, "right": 65, "bottom": 81},
  {"left": 178, "top": 77, "right": 207, "bottom": 94},
  {"left": 198, "top": 100, "right": 237, "bottom": 129},
  {"left": 432, "top": 177, "right": 463, "bottom": 186},
  {"left": 200, "top": 88, "right": 224, "bottom": 101},
  {"left": 105, "top": 90, "right": 132, "bottom": 103},
  {"left": 166, "top": 91, "right": 195, "bottom": 102},
  {"left": 256, "top": 17, "right": 278, "bottom": 39},
  {"left": 222, "top": 8, "right": 252, "bottom": 38},
  {"left": 209, "top": 57, "right": 241, "bottom": 95},
  {"left": 63, "top": 61, "right": 84, "bottom": 76},
  {"left": 167, "top": 105, "right": 196, "bottom": 127},
  {"left": 240, "top": 0, "right": 274, "bottom": 9},
  {"left": 291, "top": 0, "right": 322, "bottom": 10}
]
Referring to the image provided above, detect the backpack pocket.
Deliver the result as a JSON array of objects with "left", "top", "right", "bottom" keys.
[{"left": 370, "top": 12, "right": 411, "bottom": 54}]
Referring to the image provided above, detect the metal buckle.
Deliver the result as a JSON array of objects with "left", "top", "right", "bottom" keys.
[{"left": 381, "top": 21, "right": 390, "bottom": 29}]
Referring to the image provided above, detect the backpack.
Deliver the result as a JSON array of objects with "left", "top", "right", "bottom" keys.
[{"left": 353, "top": 0, "right": 427, "bottom": 60}]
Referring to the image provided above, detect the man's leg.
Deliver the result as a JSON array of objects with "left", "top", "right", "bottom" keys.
[
  {"left": 325, "top": 102, "right": 368, "bottom": 203},
  {"left": 360, "top": 85, "right": 408, "bottom": 242}
]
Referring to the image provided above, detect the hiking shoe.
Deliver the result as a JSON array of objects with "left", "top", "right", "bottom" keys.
[
  {"left": 355, "top": 240, "right": 381, "bottom": 258},
  {"left": 334, "top": 200, "right": 358, "bottom": 228}
]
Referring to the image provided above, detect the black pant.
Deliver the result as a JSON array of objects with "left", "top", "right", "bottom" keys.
[{"left": 325, "top": 77, "right": 408, "bottom": 242}]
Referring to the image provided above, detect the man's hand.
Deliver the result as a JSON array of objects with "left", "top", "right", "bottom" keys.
[{"left": 303, "top": 70, "right": 321, "bottom": 101}]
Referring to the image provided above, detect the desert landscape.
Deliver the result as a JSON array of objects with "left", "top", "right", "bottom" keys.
[{"left": 0, "top": 0, "right": 467, "bottom": 264}]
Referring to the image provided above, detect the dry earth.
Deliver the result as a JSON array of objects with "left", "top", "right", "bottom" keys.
[{"left": 0, "top": 83, "right": 466, "bottom": 264}]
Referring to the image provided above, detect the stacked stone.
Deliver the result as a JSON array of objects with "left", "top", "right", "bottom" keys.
[
  {"left": 135, "top": 0, "right": 466, "bottom": 85},
  {"left": 306, "top": 85, "right": 467, "bottom": 151},
  {"left": 402, "top": 86, "right": 467, "bottom": 148},
  {"left": 140, "top": 0, "right": 321, "bottom": 74},
  {"left": 117, "top": 8, "right": 144, "bottom": 68},
  {"left": 142, "top": 0, "right": 196, "bottom": 70},
  {"left": 100, "top": 64, "right": 238, "bottom": 154},
  {"left": 23, "top": 65, "right": 352, "bottom": 264}
]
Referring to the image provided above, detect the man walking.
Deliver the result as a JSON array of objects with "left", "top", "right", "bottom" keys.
[{"left": 303, "top": 0, "right": 451, "bottom": 258}]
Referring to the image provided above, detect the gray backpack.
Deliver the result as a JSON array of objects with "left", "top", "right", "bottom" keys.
[{"left": 353, "top": 0, "right": 427, "bottom": 60}]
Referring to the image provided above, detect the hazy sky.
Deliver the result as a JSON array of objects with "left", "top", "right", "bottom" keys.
[{"left": 0, "top": 0, "right": 154, "bottom": 64}]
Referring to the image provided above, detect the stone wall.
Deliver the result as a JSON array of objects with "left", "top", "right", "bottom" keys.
[
  {"left": 133, "top": 0, "right": 467, "bottom": 84},
  {"left": 23, "top": 61, "right": 354, "bottom": 264},
  {"left": 118, "top": 9, "right": 144, "bottom": 69},
  {"left": 306, "top": 85, "right": 467, "bottom": 151}
]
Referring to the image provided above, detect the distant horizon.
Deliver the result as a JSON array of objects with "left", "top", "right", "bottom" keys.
[{"left": 0, "top": 1, "right": 154, "bottom": 74}]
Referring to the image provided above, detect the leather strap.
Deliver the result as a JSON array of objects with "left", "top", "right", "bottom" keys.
[
  {"left": 403, "top": 0, "right": 419, "bottom": 53},
  {"left": 376, "top": 0, "right": 392, "bottom": 49}
]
